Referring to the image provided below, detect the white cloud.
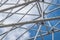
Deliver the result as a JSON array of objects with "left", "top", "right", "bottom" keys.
[
  {"left": 0, "top": 0, "right": 52, "bottom": 40},
  {"left": 3, "top": 28, "right": 30, "bottom": 40}
]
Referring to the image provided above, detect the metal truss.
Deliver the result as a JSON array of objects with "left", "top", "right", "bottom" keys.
[{"left": 0, "top": 0, "right": 60, "bottom": 40}]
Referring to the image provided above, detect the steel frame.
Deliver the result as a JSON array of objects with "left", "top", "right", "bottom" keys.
[{"left": 0, "top": 0, "right": 60, "bottom": 40}]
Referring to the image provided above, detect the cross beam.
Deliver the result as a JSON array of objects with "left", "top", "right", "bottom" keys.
[{"left": 0, "top": 16, "right": 60, "bottom": 27}]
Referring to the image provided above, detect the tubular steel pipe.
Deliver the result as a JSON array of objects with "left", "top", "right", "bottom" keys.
[{"left": 0, "top": 16, "right": 60, "bottom": 27}]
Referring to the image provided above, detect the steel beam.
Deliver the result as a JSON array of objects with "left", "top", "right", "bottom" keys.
[
  {"left": 0, "top": 16, "right": 60, "bottom": 27},
  {"left": 0, "top": 0, "right": 60, "bottom": 12},
  {"left": 28, "top": 29, "right": 60, "bottom": 40}
]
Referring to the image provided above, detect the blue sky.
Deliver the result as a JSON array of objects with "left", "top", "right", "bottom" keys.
[{"left": 29, "top": 0, "right": 60, "bottom": 40}]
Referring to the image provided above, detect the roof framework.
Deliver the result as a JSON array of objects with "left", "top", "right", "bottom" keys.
[{"left": 0, "top": 0, "right": 60, "bottom": 40}]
